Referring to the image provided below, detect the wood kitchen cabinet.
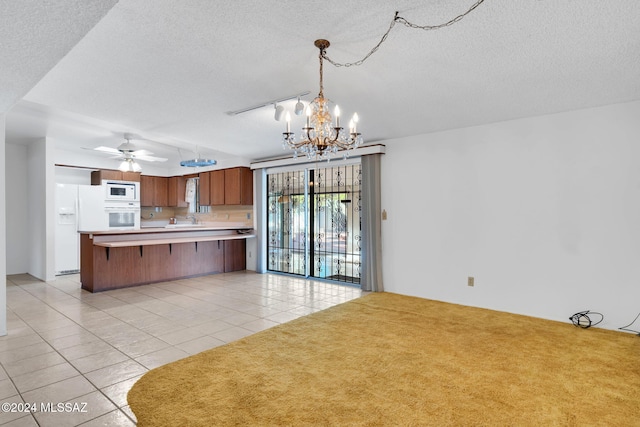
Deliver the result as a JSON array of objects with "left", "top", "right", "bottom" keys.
[
  {"left": 211, "top": 170, "right": 225, "bottom": 205},
  {"left": 199, "top": 172, "right": 210, "bottom": 206},
  {"left": 141, "top": 167, "right": 252, "bottom": 208},
  {"left": 91, "top": 170, "right": 141, "bottom": 185},
  {"left": 154, "top": 177, "right": 169, "bottom": 207},
  {"left": 168, "top": 176, "right": 188, "bottom": 207},
  {"left": 199, "top": 170, "right": 225, "bottom": 206},
  {"left": 224, "top": 167, "right": 253, "bottom": 205},
  {"left": 140, "top": 175, "right": 154, "bottom": 206},
  {"left": 224, "top": 239, "right": 246, "bottom": 272},
  {"left": 140, "top": 176, "right": 169, "bottom": 207},
  {"left": 142, "top": 240, "right": 224, "bottom": 281},
  {"left": 122, "top": 171, "right": 141, "bottom": 182},
  {"left": 80, "top": 230, "right": 238, "bottom": 292},
  {"left": 80, "top": 230, "right": 249, "bottom": 292}
]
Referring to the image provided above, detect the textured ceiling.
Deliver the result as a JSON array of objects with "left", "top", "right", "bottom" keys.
[
  {"left": 5, "top": 0, "right": 640, "bottom": 168},
  {"left": 0, "top": 0, "right": 118, "bottom": 113}
]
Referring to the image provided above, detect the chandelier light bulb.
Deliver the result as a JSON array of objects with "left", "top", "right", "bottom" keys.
[
  {"left": 305, "top": 105, "right": 312, "bottom": 127},
  {"left": 334, "top": 105, "right": 341, "bottom": 128},
  {"left": 285, "top": 111, "right": 291, "bottom": 133}
]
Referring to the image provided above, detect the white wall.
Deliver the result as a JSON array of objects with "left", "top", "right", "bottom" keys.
[
  {"left": 0, "top": 114, "right": 7, "bottom": 335},
  {"left": 381, "top": 100, "right": 640, "bottom": 331},
  {"left": 27, "top": 138, "right": 55, "bottom": 281},
  {"left": 3, "top": 153, "right": 92, "bottom": 277},
  {"left": 55, "top": 166, "right": 92, "bottom": 185},
  {"left": 5, "top": 143, "right": 29, "bottom": 274}
]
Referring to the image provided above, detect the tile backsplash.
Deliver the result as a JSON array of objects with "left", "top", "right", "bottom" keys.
[{"left": 141, "top": 205, "right": 253, "bottom": 227}]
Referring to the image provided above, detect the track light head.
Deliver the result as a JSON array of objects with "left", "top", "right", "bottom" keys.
[
  {"left": 294, "top": 97, "right": 305, "bottom": 115},
  {"left": 274, "top": 104, "right": 285, "bottom": 121}
]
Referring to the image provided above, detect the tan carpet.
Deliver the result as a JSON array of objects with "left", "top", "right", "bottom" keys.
[{"left": 128, "top": 293, "right": 640, "bottom": 426}]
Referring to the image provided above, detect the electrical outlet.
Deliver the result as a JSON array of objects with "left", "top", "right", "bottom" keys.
[
  {"left": 382, "top": 209, "right": 387, "bottom": 220},
  {"left": 468, "top": 277, "right": 474, "bottom": 287},
  {"left": 246, "top": 213, "right": 251, "bottom": 219}
]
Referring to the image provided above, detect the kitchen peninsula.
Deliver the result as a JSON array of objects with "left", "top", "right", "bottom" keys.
[{"left": 80, "top": 226, "right": 254, "bottom": 292}]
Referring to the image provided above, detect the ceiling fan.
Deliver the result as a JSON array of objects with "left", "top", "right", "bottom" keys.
[{"left": 86, "top": 133, "right": 168, "bottom": 171}]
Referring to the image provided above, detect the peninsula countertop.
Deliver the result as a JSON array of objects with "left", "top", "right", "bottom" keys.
[
  {"left": 80, "top": 226, "right": 255, "bottom": 247},
  {"left": 80, "top": 224, "right": 253, "bottom": 292},
  {"left": 79, "top": 224, "right": 254, "bottom": 236}
]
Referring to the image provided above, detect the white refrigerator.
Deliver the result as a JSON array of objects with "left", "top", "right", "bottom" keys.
[
  {"left": 78, "top": 185, "right": 106, "bottom": 231},
  {"left": 55, "top": 184, "right": 106, "bottom": 275},
  {"left": 55, "top": 183, "right": 80, "bottom": 275}
]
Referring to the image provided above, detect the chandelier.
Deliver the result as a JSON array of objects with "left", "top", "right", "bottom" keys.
[{"left": 282, "top": 39, "right": 363, "bottom": 160}]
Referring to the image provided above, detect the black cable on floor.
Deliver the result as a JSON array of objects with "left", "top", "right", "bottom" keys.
[
  {"left": 618, "top": 312, "right": 640, "bottom": 336},
  {"left": 569, "top": 310, "right": 603, "bottom": 328}
]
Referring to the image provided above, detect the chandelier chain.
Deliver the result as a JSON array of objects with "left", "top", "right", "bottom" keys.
[
  {"left": 318, "top": 46, "right": 325, "bottom": 97},
  {"left": 322, "top": 0, "right": 486, "bottom": 68}
]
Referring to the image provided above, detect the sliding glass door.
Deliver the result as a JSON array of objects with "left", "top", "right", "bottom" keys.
[{"left": 267, "top": 162, "right": 362, "bottom": 285}]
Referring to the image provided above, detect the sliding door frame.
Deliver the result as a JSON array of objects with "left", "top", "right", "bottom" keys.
[{"left": 265, "top": 157, "right": 362, "bottom": 284}]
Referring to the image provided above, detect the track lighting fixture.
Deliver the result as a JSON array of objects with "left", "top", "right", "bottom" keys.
[
  {"left": 274, "top": 104, "right": 285, "bottom": 121},
  {"left": 294, "top": 97, "right": 305, "bottom": 116}
]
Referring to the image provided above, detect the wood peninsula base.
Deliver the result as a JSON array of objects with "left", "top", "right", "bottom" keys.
[{"left": 80, "top": 228, "right": 253, "bottom": 292}]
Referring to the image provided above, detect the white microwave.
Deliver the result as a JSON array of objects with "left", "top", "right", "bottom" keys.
[{"left": 103, "top": 180, "right": 140, "bottom": 202}]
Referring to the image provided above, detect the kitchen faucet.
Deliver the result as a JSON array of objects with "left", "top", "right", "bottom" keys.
[{"left": 186, "top": 215, "right": 197, "bottom": 224}]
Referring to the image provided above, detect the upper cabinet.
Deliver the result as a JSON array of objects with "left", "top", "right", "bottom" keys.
[
  {"left": 91, "top": 170, "right": 140, "bottom": 184},
  {"left": 211, "top": 170, "right": 225, "bottom": 206},
  {"left": 199, "top": 172, "right": 210, "bottom": 206},
  {"left": 140, "top": 176, "right": 154, "bottom": 207},
  {"left": 154, "top": 177, "right": 169, "bottom": 207},
  {"left": 224, "top": 167, "right": 253, "bottom": 205},
  {"left": 140, "top": 167, "right": 253, "bottom": 208},
  {"left": 199, "top": 167, "right": 251, "bottom": 206},
  {"left": 122, "top": 171, "right": 142, "bottom": 182},
  {"left": 168, "top": 176, "right": 188, "bottom": 207},
  {"left": 140, "top": 176, "right": 169, "bottom": 207}
]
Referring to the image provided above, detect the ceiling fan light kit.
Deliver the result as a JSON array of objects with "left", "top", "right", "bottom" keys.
[{"left": 119, "top": 158, "right": 141, "bottom": 172}]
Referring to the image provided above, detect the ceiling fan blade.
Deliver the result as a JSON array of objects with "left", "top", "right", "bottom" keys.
[
  {"left": 94, "top": 146, "right": 121, "bottom": 154},
  {"left": 135, "top": 155, "right": 168, "bottom": 162},
  {"left": 131, "top": 149, "right": 153, "bottom": 156}
]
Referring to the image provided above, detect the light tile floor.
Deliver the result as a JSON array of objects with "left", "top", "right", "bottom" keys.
[{"left": 0, "top": 272, "right": 362, "bottom": 426}]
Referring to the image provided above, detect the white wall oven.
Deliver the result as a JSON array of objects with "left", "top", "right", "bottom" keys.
[
  {"left": 104, "top": 180, "right": 140, "bottom": 202},
  {"left": 105, "top": 201, "right": 140, "bottom": 230}
]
